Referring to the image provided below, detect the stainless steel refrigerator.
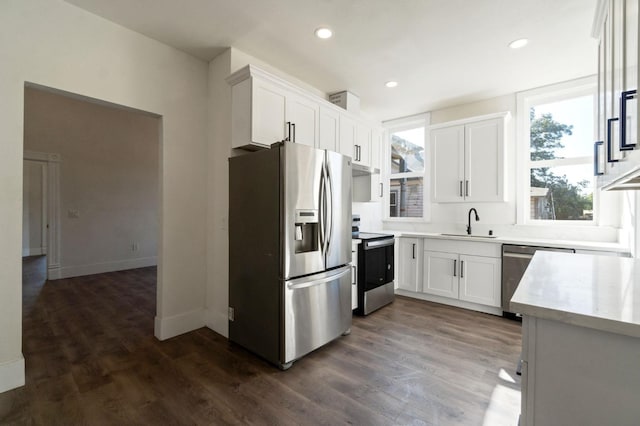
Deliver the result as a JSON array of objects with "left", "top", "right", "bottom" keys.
[{"left": 229, "top": 141, "right": 352, "bottom": 369}]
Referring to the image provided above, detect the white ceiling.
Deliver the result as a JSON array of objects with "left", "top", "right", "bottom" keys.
[{"left": 64, "top": 0, "right": 598, "bottom": 122}]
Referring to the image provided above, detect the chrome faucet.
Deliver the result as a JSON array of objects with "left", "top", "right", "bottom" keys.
[{"left": 467, "top": 208, "right": 479, "bottom": 235}]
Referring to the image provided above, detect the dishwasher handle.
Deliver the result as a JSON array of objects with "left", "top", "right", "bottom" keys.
[{"left": 502, "top": 252, "right": 535, "bottom": 260}]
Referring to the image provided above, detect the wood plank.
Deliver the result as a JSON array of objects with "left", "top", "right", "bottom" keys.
[{"left": 1, "top": 256, "right": 522, "bottom": 425}]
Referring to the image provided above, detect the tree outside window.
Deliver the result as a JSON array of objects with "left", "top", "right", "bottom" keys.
[{"left": 525, "top": 87, "right": 595, "bottom": 222}]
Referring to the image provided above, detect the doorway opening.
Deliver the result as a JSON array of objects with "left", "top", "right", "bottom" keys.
[{"left": 21, "top": 82, "right": 162, "bottom": 387}]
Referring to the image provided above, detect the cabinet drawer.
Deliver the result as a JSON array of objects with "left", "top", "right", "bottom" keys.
[{"left": 424, "top": 238, "right": 500, "bottom": 257}]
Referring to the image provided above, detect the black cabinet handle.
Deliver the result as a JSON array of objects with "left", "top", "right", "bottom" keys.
[
  {"left": 459, "top": 181, "right": 463, "bottom": 197},
  {"left": 412, "top": 243, "right": 415, "bottom": 259},
  {"left": 607, "top": 117, "right": 620, "bottom": 163},
  {"left": 594, "top": 141, "right": 604, "bottom": 176},
  {"left": 291, "top": 123, "right": 296, "bottom": 142},
  {"left": 353, "top": 145, "right": 358, "bottom": 161},
  {"left": 460, "top": 260, "right": 464, "bottom": 278},
  {"left": 286, "top": 121, "right": 291, "bottom": 141},
  {"left": 620, "top": 90, "right": 637, "bottom": 151},
  {"left": 379, "top": 183, "right": 383, "bottom": 198},
  {"left": 357, "top": 145, "right": 361, "bottom": 161},
  {"left": 465, "top": 180, "right": 469, "bottom": 197},
  {"left": 453, "top": 259, "right": 457, "bottom": 277}
]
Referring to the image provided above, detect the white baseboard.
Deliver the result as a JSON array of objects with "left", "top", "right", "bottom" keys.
[
  {"left": 0, "top": 356, "right": 25, "bottom": 393},
  {"left": 50, "top": 256, "right": 157, "bottom": 280},
  {"left": 395, "top": 289, "right": 503, "bottom": 316},
  {"left": 22, "top": 247, "right": 45, "bottom": 257},
  {"left": 154, "top": 308, "right": 205, "bottom": 341},
  {"left": 204, "top": 308, "right": 229, "bottom": 338}
]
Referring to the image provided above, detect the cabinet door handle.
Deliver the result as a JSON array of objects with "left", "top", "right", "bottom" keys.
[
  {"left": 354, "top": 145, "right": 358, "bottom": 161},
  {"left": 460, "top": 260, "right": 464, "bottom": 278},
  {"left": 453, "top": 259, "right": 457, "bottom": 277},
  {"left": 357, "top": 145, "right": 361, "bottom": 161},
  {"left": 412, "top": 243, "right": 416, "bottom": 259},
  {"left": 620, "top": 90, "right": 637, "bottom": 151},
  {"left": 465, "top": 180, "right": 469, "bottom": 197},
  {"left": 607, "top": 117, "right": 620, "bottom": 163},
  {"left": 459, "top": 181, "right": 463, "bottom": 197},
  {"left": 291, "top": 123, "right": 296, "bottom": 142},
  {"left": 286, "top": 121, "right": 291, "bottom": 141},
  {"left": 594, "top": 141, "right": 604, "bottom": 176},
  {"left": 379, "top": 183, "right": 383, "bottom": 198}
]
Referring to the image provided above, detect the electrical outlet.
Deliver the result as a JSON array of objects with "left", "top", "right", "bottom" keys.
[{"left": 131, "top": 243, "right": 139, "bottom": 252}]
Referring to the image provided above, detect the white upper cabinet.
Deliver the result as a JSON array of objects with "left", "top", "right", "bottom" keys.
[
  {"left": 338, "top": 114, "right": 357, "bottom": 158},
  {"left": 228, "top": 65, "right": 320, "bottom": 149},
  {"left": 431, "top": 125, "right": 465, "bottom": 202},
  {"left": 227, "top": 65, "right": 381, "bottom": 155},
  {"left": 355, "top": 120, "right": 372, "bottom": 167},
  {"left": 319, "top": 105, "right": 340, "bottom": 151},
  {"left": 431, "top": 113, "right": 507, "bottom": 203},
  {"left": 285, "top": 91, "right": 320, "bottom": 148}
]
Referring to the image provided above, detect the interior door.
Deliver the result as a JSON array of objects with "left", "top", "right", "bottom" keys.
[{"left": 325, "top": 149, "right": 352, "bottom": 269}]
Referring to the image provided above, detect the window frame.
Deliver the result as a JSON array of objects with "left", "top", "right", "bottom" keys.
[
  {"left": 516, "top": 76, "right": 598, "bottom": 226},
  {"left": 382, "top": 113, "right": 431, "bottom": 222}
]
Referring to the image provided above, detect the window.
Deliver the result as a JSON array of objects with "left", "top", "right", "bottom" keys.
[
  {"left": 517, "top": 78, "right": 596, "bottom": 223},
  {"left": 383, "top": 114, "right": 430, "bottom": 220}
]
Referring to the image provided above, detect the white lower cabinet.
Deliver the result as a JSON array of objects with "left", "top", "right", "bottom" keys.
[
  {"left": 397, "top": 237, "right": 502, "bottom": 314},
  {"left": 458, "top": 255, "right": 500, "bottom": 306},
  {"left": 423, "top": 248, "right": 501, "bottom": 308},
  {"left": 397, "top": 238, "right": 422, "bottom": 292},
  {"left": 351, "top": 241, "right": 359, "bottom": 310},
  {"left": 423, "top": 251, "right": 459, "bottom": 298}
]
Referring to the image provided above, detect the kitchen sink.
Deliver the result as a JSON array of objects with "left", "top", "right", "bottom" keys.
[{"left": 440, "top": 233, "right": 497, "bottom": 239}]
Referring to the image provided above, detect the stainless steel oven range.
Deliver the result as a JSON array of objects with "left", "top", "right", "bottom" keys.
[{"left": 353, "top": 232, "right": 395, "bottom": 315}]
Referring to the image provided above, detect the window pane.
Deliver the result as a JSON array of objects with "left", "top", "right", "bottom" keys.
[
  {"left": 530, "top": 94, "right": 595, "bottom": 161},
  {"left": 530, "top": 164, "right": 593, "bottom": 221},
  {"left": 389, "top": 177, "right": 423, "bottom": 218},
  {"left": 391, "top": 127, "right": 425, "bottom": 173}
]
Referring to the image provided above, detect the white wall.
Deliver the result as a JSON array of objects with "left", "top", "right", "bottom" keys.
[
  {"left": 22, "top": 160, "right": 45, "bottom": 257},
  {"left": 23, "top": 87, "right": 159, "bottom": 278},
  {"left": 384, "top": 93, "right": 621, "bottom": 242},
  {"left": 0, "top": 0, "right": 208, "bottom": 393}
]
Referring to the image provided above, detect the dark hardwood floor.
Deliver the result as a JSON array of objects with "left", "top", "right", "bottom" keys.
[{"left": 1, "top": 256, "right": 522, "bottom": 425}]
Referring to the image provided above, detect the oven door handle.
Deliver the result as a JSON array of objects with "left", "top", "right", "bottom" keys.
[{"left": 364, "top": 239, "right": 394, "bottom": 250}]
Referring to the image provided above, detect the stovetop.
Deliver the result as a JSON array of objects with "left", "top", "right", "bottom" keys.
[{"left": 352, "top": 231, "right": 395, "bottom": 241}]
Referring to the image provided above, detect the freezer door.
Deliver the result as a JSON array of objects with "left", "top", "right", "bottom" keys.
[
  {"left": 325, "top": 149, "right": 352, "bottom": 270},
  {"left": 282, "top": 143, "right": 326, "bottom": 279},
  {"left": 283, "top": 265, "right": 352, "bottom": 365}
]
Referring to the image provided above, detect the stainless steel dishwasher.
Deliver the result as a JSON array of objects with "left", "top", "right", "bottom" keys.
[{"left": 501, "top": 244, "right": 575, "bottom": 318}]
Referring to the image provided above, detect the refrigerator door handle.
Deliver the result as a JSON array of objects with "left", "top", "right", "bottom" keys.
[
  {"left": 324, "top": 162, "right": 333, "bottom": 257},
  {"left": 318, "top": 166, "right": 326, "bottom": 255},
  {"left": 286, "top": 265, "right": 351, "bottom": 290}
]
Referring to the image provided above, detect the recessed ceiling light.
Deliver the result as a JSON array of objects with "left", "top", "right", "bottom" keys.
[
  {"left": 315, "top": 27, "right": 333, "bottom": 39},
  {"left": 509, "top": 38, "right": 529, "bottom": 49},
  {"left": 385, "top": 81, "right": 398, "bottom": 88}
]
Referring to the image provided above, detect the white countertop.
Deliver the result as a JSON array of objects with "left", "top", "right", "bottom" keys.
[
  {"left": 386, "top": 230, "right": 630, "bottom": 254},
  {"left": 511, "top": 251, "right": 640, "bottom": 338}
]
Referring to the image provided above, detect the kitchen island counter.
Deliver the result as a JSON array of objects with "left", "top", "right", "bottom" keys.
[
  {"left": 511, "top": 251, "right": 640, "bottom": 338},
  {"left": 512, "top": 251, "right": 640, "bottom": 426}
]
